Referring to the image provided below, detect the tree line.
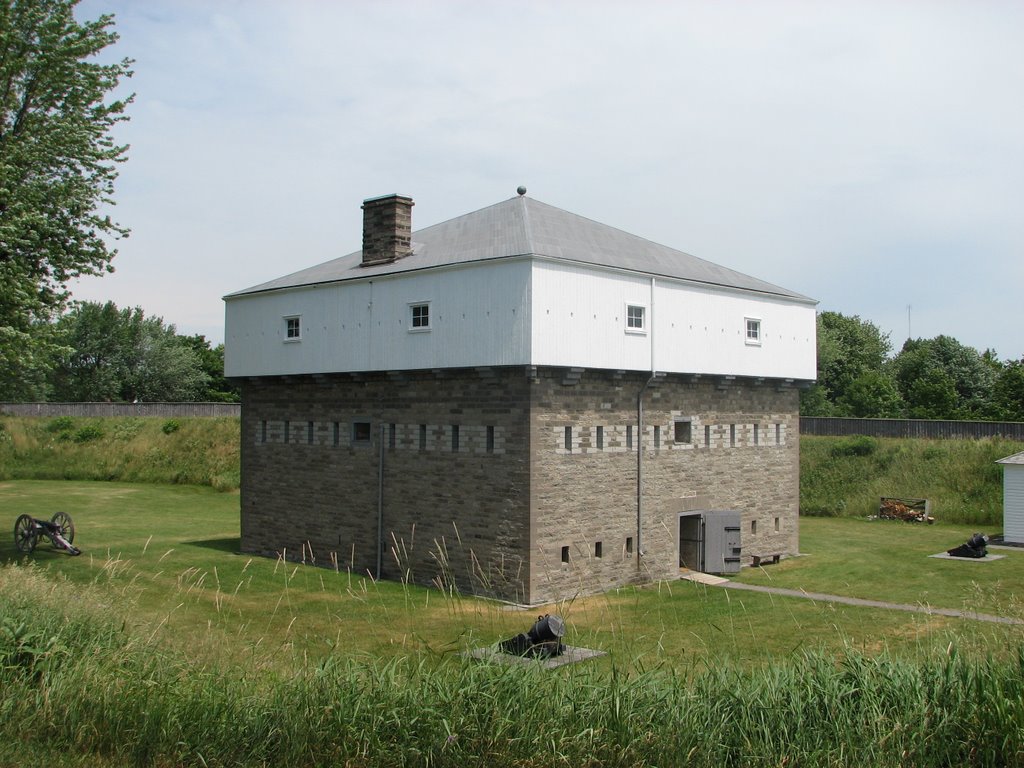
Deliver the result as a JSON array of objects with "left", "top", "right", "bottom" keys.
[
  {"left": 2, "top": 300, "right": 237, "bottom": 402},
  {"left": 801, "top": 312, "right": 1024, "bottom": 421}
]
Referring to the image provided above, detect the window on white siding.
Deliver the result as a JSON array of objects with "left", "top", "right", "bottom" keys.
[
  {"left": 745, "top": 317, "right": 761, "bottom": 345},
  {"left": 284, "top": 316, "right": 301, "bottom": 341},
  {"left": 409, "top": 302, "right": 430, "bottom": 331},
  {"left": 626, "top": 304, "right": 646, "bottom": 333}
]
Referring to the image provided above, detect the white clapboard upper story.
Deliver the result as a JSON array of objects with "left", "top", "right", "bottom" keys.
[{"left": 224, "top": 193, "right": 817, "bottom": 381}]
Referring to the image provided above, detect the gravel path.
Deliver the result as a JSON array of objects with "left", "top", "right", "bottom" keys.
[{"left": 719, "top": 582, "right": 1024, "bottom": 626}]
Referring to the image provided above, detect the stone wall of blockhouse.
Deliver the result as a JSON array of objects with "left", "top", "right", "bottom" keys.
[
  {"left": 239, "top": 368, "right": 533, "bottom": 603},
  {"left": 528, "top": 368, "right": 800, "bottom": 603},
  {"left": 240, "top": 366, "right": 801, "bottom": 605}
]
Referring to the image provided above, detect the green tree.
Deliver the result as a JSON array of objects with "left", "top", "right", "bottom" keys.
[
  {"left": 891, "top": 336, "right": 996, "bottom": 419},
  {"left": 50, "top": 301, "right": 208, "bottom": 402},
  {"left": 801, "top": 311, "right": 898, "bottom": 417},
  {"left": 0, "top": 0, "right": 132, "bottom": 400},
  {"left": 180, "top": 334, "right": 239, "bottom": 402},
  {"left": 840, "top": 369, "right": 903, "bottom": 418},
  {"left": 991, "top": 359, "right": 1024, "bottom": 421}
]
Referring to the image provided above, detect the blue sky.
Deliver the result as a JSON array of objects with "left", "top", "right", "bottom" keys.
[{"left": 72, "top": 0, "right": 1024, "bottom": 360}]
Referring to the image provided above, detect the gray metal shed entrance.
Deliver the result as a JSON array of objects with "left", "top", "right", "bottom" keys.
[{"left": 678, "top": 510, "right": 742, "bottom": 575}]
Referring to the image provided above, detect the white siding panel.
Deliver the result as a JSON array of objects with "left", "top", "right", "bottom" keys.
[
  {"left": 1004, "top": 464, "right": 1024, "bottom": 544},
  {"left": 530, "top": 261, "right": 652, "bottom": 371},
  {"left": 654, "top": 280, "right": 817, "bottom": 380},
  {"left": 529, "top": 261, "right": 816, "bottom": 379},
  {"left": 225, "top": 260, "right": 532, "bottom": 377}
]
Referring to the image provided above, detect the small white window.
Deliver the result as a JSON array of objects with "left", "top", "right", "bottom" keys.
[
  {"left": 626, "top": 304, "right": 646, "bottom": 333},
  {"left": 409, "top": 302, "right": 430, "bottom": 331},
  {"left": 745, "top": 317, "right": 761, "bottom": 345},
  {"left": 284, "top": 316, "right": 301, "bottom": 341}
]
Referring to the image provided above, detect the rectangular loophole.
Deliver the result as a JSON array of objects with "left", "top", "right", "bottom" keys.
[{"left": 560, "top": 546, "right": 570, "bottom": 564}]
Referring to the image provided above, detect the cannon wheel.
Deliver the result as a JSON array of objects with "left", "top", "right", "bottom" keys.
[
  {"left": 51, "top": 512, "right": 75, "bottom": 545},
  {"left": 14, "top": 514, "right": 38, "bottom": 554}
]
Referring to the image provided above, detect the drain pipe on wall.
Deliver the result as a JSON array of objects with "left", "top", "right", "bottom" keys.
[
  {"left": 377, "top": 423, "right": 385, "bottom": 580},
  {"left": 636, "top": 276, "right": 657, "bottom": 571}
]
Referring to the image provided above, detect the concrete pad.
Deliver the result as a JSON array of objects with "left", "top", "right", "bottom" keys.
[
  {"left": 928, "top": 552, "right": 1006, "bottom": 562},
  {"left": 466, "top": 644, "right": 606, "bottom": 669}
]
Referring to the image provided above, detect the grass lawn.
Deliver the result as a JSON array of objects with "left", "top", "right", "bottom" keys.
[{"left": 2, "top": 480, "right": 1021, "bottom": 674}]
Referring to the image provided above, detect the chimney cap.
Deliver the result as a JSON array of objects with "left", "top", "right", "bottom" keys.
[{"left": 362, "top": 193, "right": 414, "bottom": 206}]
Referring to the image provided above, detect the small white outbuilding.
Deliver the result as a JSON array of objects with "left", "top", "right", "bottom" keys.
[{"left": 997, "top": 451, "right": 1024, "bottom": 544}]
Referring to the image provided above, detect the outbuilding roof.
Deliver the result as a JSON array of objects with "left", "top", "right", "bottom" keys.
[
  {"left": 227, "top": 195, "right": 814, "bottom": 302},
  {"left": 997, "top": 451, "right": 1024, "bottom": 465}
]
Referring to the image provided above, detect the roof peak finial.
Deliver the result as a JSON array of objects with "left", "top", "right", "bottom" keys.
[{"left": 516, "top": 185, "right": 527, "bottom": 196}]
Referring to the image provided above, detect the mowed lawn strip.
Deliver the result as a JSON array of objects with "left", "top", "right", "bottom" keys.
[
  {"left": 733, "top": 515, "right": 1024, "bottom": 617},
  {"left": 2, "top": 480, "right": 1020, "bottom": 673}
]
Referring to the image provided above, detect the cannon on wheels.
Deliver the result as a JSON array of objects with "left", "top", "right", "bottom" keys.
[{"left": 13, "top": 512, "right": 81, "bottom": 556}]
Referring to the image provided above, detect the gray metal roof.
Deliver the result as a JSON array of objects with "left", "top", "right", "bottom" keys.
[
  {"left": 997, "top": 451, "right": 1024, "bottom": 465},
  {"left": 227, "top": 196, "right": 814, "bottom": 302}
]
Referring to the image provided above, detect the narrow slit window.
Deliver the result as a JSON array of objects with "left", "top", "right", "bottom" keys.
[
  {"left": 284, "top": 420, "right": 290, "bottom": 443},
  {"left": 307, "top": 421, "right": 314, "bottom": 445},
  {"left": 704, "top": 424, "right": 711, "bottom": 447},
  {"left": 451, "top": 424, "right": 460, "bottom": 453},
  {"left": 776, "top": 423, "right": 782, "bottom": 445},
  {"left": 419, "top": 424, "right": 427, "bottom": 451},
  {"left": 626, "top": 425, "right": 633, "bottom": 449},
  {"left": 388, "top": 423, "right": 396, "bottom": 449},
  {"left": 654, "top": 425, "right": 661, "bottom": 449},
  {"left": 753, "top": 423, "right": 760, "bottom": 445},
  {"left": 260, "top": 420, "right": 267, "bottom": 443},
  {"left": 486, "top": 425, "right": 495, "bottom": 453},
  {"left": 333, "top": 422, "right": 340, "bottom": 447},
  {"left": 596, "top": 425, "right": 604, "bottom": 449},
  {"left": 625, "top": 536, "right": 634, "bottom": 555},
  {"left": 595, "top": 541, "right": 603, "bottom": 558},
  {"left": 564, "top": 425, "right": 572, "bottom": 452},
  {"left": 730, "top": 424, "right": 736, "bottom": 447},
  {"left": 561, "top": 546, "right": 570, "bottom": 564}
]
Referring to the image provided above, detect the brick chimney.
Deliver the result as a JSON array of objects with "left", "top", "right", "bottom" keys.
[{"left": 361, "top": 194, "right": 414, "bottom": 266}]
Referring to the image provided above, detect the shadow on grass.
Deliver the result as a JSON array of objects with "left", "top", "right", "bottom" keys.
[{"left": 184, "top": 537, "right": 241, "bottom": 554}]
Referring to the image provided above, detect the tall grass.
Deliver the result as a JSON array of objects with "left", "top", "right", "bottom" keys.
[
  {"left": 0, "top": 416, "right": 240, "bottom": 491},
  {"left": 2, "top": 563, "right": 1022, "bottom": 768},
  {"left": 800, "top": 435, "right": 1023, "bottom": 525}
]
